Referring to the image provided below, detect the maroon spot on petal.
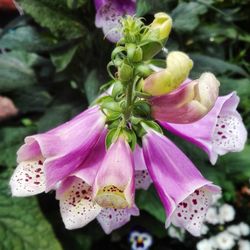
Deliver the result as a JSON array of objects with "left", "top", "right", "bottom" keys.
[
  {"left": 217, "top": 131, "right": 223, "bottom": 135},
  {"left": 221, "top": 125, "right": 225, "bottom": 128},
  {"left": 38, "top": 160, "right": 43, "bottom": 165},
  {"left": 222, "top": 135, "right": 227, "bottom": 139},
  {"left": 194, "top": 190, "right": 200, "bottom": 195},
  {"left": 194, "top": 210, "right": 198, "bottom": 213},
  {"left": 192, "top": 199, "right": 197, "bottom": 205},
  {"left": 201, "top": 207, "right": 204, "bottom": 211},
  {"left": 183, "top": 202, "right": 188, "bottom": 208},
  {"left": 34, "top": 181, "right": 40, "bottom": 185},
  {"left": 177, "top": 213, "right": 182, "bottom": 217}
]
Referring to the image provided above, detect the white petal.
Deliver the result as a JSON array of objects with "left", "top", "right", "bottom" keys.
[
  {"left": 59, "top": 177, "right": 101, "bottom": 230},
  {"left": 212, "top": 112, "right": 247, "bottom": 155},
  {"left": 171, "top": 187, "right": 215, "bottom": 236},
  {"left": 135, "top": 170, "right": 152, "bottom": 190},
  {"left": 97, "top": 206, "right": 139, "bottom": 234},
  {"left": 10, "top": 159, "right": 45, "bottom": 196}
]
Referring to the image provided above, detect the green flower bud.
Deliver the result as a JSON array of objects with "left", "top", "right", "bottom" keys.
[
  {"left": 118, "top": 63, "right": 133, "bottom": 82},
  {"left": 126, "top": 43, "right": 143, "bottom": 63}
]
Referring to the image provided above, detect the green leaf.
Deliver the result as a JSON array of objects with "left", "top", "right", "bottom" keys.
[
  {"left": 10, "top": 86, "right": 52, "bottom": 113},
  {"left": 172, "top": 2, "right": 208, "bottom": 32},
  {"left": 0, "top": 25, "right": 55, "bottom": 52},
  {"left": 190, "top": 54, "right": 248, "bottom": 77},
  {"left": 16, "top": 0, "right": 86, "bottom": 39},
  {"left": 0, "top": 51, "right": 37, "bottom": 92},
  {"left": 0, "top": 170, "right": 62, "bottom": 250},
  {"left": 84, "top": 69, "right": 102, "bottom": 104},
  {"left": 66, "top": 0, "right": 87, "bottom": 9},
  {"left": 0, "top": 126, "right": 36, "bottom": 168},
  {"left": 51, "top": 45, "right": 79, "bottom": 72},
  {"left": 136, "top": 187, "right": 166, "bottom": 223}
]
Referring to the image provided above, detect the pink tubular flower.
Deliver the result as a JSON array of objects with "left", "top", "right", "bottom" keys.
[
  {"left": 93, "top": 136, "right": 135, "bottom": 209},
  {"left": 10, "top": 106, "right": 106, "bottom": 195},
  {"left": 160, "top": 92, "right": 247, "bottom": 164},
  {"left": 94, "top": 0, "right": 136, "bottom": 42},
  {"left": 142, "top": 127, "right": 221, "bottom": 236},
  {"left": 150, "top": 72, "right": 220, "bottom": 124}
]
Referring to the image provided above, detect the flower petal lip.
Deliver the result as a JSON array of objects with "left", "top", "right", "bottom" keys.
[
  {"left": 97, "top": 206, "right": 139, "bottom": 234},
  {"left": 16, "top": 106, "right": 106, "bottom": 191},
  {"left": 160, "top": 92, "right": 247, "bottom": 164},
  {"left": 151, "top": 72, "right": 220, "bottom": 124},
  {"left": 56, "top": 176, "right": 102, "bottom": 230},
  {"left": 142, "top": 128, "right": 220, "bottom": 236},
  {"left": 93, "top": 136, "right": 135, "bottom": 209}
]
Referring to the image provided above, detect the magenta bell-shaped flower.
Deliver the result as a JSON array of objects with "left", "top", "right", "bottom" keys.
[{"left": 142, "top": 126, "right": 221, "bottom": 236}]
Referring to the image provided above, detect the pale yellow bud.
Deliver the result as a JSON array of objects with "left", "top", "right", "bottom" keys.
[
  {"left": 150, "top": 12, "right": 173, "bottom": 40},
  {"left": 143, "top": 51, "right": 193, "bottom": 96}
]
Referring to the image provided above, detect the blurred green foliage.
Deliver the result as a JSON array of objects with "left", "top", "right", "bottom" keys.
[{"left": 0, "top": 0, "right": 249, "bottom": 249}]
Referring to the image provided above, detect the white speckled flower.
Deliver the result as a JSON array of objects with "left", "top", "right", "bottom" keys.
[{"left": 227, "top": 225, "right": 241, "bottom": 239}]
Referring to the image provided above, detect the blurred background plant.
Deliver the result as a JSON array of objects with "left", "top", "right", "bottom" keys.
[{"left": 0, "top": 0, "right": 249, "bottom": 249}]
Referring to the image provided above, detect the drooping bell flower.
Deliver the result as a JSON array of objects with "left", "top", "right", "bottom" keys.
[
  {"left": 56, "top": 132, "right": 139, "bottom": 233},
  {"left": 10, "top": 106, "right": 106, "bottom": 195},
  {"left": 142, "top": 127, "right": 221, "bottom": 236},
  {"left": 94, "top": 0, "right": 136, "bottom": 43},
  {"left": 160, "top": 92, "right": 247, "bottom": 164},
  {"left": 143, "top": 51, "right": 193, "bottom": 96},
  {"left": 93, "top": 136, "right": 135, "bottom": 209},
  {"left": 151, "top": 72, "right": 220, "bottom": 123}
]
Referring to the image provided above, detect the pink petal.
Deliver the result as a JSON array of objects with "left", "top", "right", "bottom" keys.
[
  {"left": 57, "top": 176, "right": 101, "bottom": 230},
  {"left": 97, "top": 206, "right": 139, "bottom": 234},
  {"left": 161, "top": 92, "right": 247, "bottom": 164},
  {"left": 73, "top": 129, "right": 107, "bottom": 186},
  {"left": 9, "top": 158, "right": 45, "bottom": 196}
]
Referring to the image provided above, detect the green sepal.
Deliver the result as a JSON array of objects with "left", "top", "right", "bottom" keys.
[
  {"left": 121, "top": 128, "right": 137, "bottom": 151},
  {"left": 111, "top": 46, "right": 126, "bottom": 60},
  {"left": 112, "top": 81, "right": 124, "bottom": 101},
  {"left": 133, "top": 100, "right": 151, "bottom": 118},
  {"left": 99, "top": 96, "right": 122, "bottom": 112},
  {"left": 142, "top": 120, "right": 163, "bottom": 134},
  {"left": 135, "top": 64, "right": 153, "bottom": 77},
  {"left": 118, "top": 63, "right": 133, "bottom": 82},
  {"left": 105, "top": 128, "right": 119, "bottom": 149},
  {"left": 140, "top": 40, "right": 164, "bottom": 60}
]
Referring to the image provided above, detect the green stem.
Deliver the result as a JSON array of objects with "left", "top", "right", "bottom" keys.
[{"left": 124, "top": 79, "right": 134, "bottom": 121}]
